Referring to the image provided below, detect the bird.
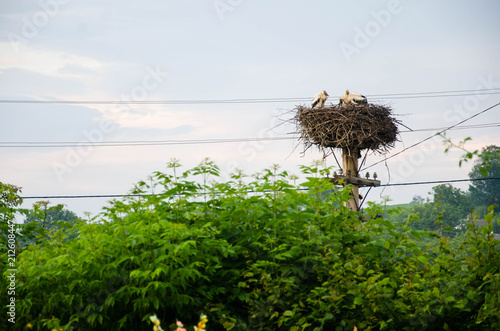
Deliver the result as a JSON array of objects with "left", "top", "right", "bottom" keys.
[
  {"left": 339, "top": 89, "right": 368, "bottom": 106},
  {"left": 311, "top": 90, "right": 329, "bottom": 108}
]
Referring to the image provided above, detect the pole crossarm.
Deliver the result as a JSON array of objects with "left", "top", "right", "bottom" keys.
[{"left": 330, "top": 174, "right": 381, "bottom": 188}]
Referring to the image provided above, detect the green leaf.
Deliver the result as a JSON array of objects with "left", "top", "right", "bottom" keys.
[
  {"left": 354, "top": 296, "right": 363, "bottom": 305},
  {"left": 417, "top": 255, "right": 428, "bottom": 264}
]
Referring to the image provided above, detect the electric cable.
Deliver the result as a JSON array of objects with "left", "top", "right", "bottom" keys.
[
  {"left": 1, "top": 122, "right": 499, "bottom": 148},
  {"left": 19, "top": 177, "right": 500, "bottom": 199},
  {"left": 1, "top": 88, "right": 499, "bottom": 105},
  {"left": 360, "top": 101, "right": 500, "bottom": 171}
]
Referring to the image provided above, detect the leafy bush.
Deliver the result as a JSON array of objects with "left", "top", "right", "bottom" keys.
[{"left": 1, "top": 160, "right": 499, "bottom": 330}]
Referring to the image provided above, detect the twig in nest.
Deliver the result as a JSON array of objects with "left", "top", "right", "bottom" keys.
[{"left": 293, "top": 103, "right": 400, "bottom": 154}]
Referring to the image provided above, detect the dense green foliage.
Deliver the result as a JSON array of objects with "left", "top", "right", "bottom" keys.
[
  {"left": 1, "top": 160, "right": 499, "bottom": 330},
  {"left": 0, "top": 182, "right": 23, "bottom": 254},
  {"left": 387, "top": 184, "right": 476, "bottom": 235},
  {"left": 0, "top": 185, "right": 78, "bottom": 252},
  {"left": 387, "top": 144, "right": 500, "bottom": 235},
  {"left": 21, "top": 201, "right": 79, "bottom": 230},
  {"left": 469, "top": 145, "right": 500, "bottom": 212},
  {"left": 17, "top": 201, "right": 79, "bottom": 247},
  {"left": 401, "top": 184, "right": 473, "bottom": 233}
]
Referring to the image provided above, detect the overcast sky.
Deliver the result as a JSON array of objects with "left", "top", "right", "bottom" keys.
[{"left": 1, "top": 0, "right": 500, "bottom": 217}]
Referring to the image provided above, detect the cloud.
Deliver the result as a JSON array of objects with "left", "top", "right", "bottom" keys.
[
  {"left": 0, "top": 42, "right": 103, "bottom": 75},
  {"left": 0, "top": 67, "right": 86, "bottom": 98},
  {"left": 0, "top": 101, "right": 101, "bottom": 141}
]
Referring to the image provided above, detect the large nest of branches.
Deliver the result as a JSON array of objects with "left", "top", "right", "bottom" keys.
[{"left": 294, "top": 103, "right": 400, "bottom": 153}]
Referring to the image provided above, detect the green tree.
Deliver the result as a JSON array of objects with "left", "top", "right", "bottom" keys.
[
  {"left": 18, "top": 201, "right": 80, "bottom": 246},
  {"left": 468, "top": 145, "right": 500, "bottom": 212},
  {"left": 0, "top": 182, "right": 23, "bottom": 254},
  {"left": 432, "top": 184, "right": 469, "bottom": 209},
  {"left": 432, "top": 184, "right": 472, "bottom": 231},
  {"left": 410, "top": 195, "right": 425, "bottom": 204},
  {"left": 21, "top": 201, "right": 78, "bottom": 229},
  {"left": 388, "top": 185, "right": 471, "bottom": 235}
]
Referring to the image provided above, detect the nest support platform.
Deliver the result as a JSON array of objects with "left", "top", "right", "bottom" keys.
[{"left": 294, "top": 103, "right": 400, "bottom": 154}]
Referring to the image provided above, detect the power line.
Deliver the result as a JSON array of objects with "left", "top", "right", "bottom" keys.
[
  {"left": 0, "top": 136, "right": 293, "bottom": 148},
  {"left": 399, "top": 122, "right": 500, "bottom": 133},
  {"left": 361, "top": 88, "right": 500, "bottom": 97},
  {"left": 1, "top": 88, "right": 500, "bottom": 105},
  {"left": 381, "top": 177, "right": 500, "bottom": 187},
  {"left": 369, "top": 92, "right": 500, "bottom": 101},
  {"left": 21, "top": 194, "right": 130, "bottom": 200},
  {"left": 1, "top": 121, "right": 499, "bottom": 149},
  {"left": 19, "top": 177, "right": 500, "bottom": 200},
  {"left": 360, "top": 101, "right": 500, "bottom": 171}
]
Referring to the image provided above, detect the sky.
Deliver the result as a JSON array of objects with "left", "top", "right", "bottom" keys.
[{"left": 1, "top": 0, "right": 500, "bottom": 218}]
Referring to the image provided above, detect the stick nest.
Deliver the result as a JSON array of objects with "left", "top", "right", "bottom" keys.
[{"left": 294, "top": 103, "right": 400, "bottom": 153}]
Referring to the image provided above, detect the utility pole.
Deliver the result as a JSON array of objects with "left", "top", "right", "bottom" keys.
[
  {"left": 294, "top": 101, "right": 399, "bottom": 214},
  {"left": 332, "top": 147, "right": 380, "bottom": 211}
]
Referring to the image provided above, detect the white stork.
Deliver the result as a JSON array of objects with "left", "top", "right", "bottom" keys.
[
  {"left": 339, "top": 89, "right": 367, "bottom": 106},
  {"left": 311, "top": 90, "right": 329, "bottom": 109}
]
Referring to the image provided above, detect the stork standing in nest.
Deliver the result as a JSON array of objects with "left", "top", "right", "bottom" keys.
[
  {"left": 339, "top": 89, "right": 368, "bottom": 106},
  {"left": 311, "top": 90, "right": 329, "bottom": 108}
]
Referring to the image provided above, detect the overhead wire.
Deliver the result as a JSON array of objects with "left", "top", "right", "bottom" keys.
[
  {"left": 1, "top": 88, "right": 500, "bottom": 105},
  {"left": 1, "top": 88, "right": 499, "bottom": 149},
  {"left": 19, "top": 177, "right": 500, "bottom": 200},
  {"left": 381, "top": 177, "right": 500, "bottom": 187},
  {"left": 6, "top": 89, "right": 500, "bottom": 210},
  {"left": 360, "top": 101, "right": 500, "bottom": 171},
  {"left": 0, "top": 136, "right": 293, "bottom": 148},
  {"left": 399, "top": 122, "right": 500, "bottom": 133},
  {"left": 1, "top": 121, "right": 499, "bottom": 148},
  {"left": 3, "top": 91, "right": 500, "bottom": 195}
]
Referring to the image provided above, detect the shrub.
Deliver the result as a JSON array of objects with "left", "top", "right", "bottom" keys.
[{"left": 1, "top": 160, "right": 499, "bottom": 330}]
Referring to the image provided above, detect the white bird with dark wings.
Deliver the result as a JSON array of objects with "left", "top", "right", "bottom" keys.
[
  {"left": 311, "top": 90, "right": 329, "bottom": 108},
  {"left": 339, "top": 89, "right": 368, "bottom": 106}
]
